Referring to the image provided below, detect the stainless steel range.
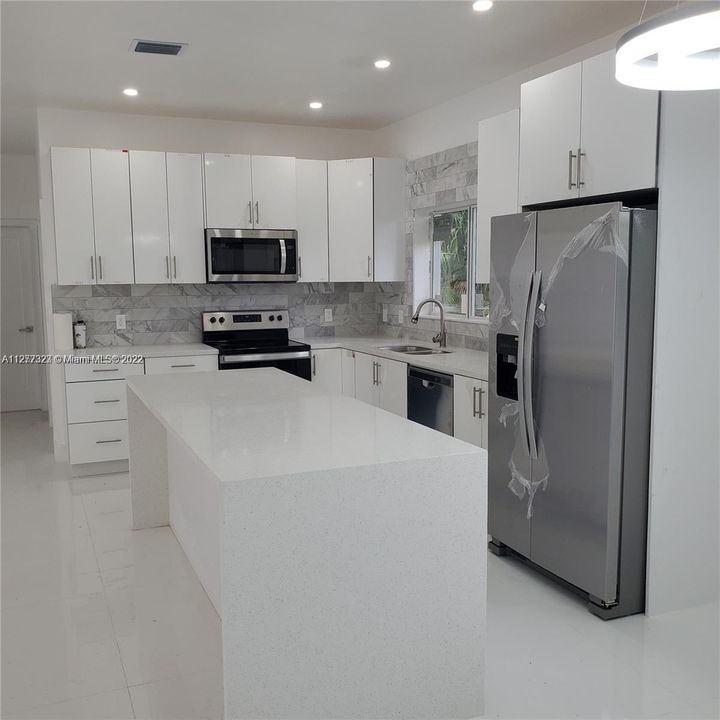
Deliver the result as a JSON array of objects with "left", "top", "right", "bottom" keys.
[{"left": 201, "top": 310, "right": 312, "bottom": 380}]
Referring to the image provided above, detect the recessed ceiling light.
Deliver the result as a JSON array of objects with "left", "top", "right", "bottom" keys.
[
  {"left": 309, "top": 101, "right": 323, "bottom": 109},
  {"left": 374, "top": 59, "right": 391, "bottom": 70},
  {"left": 472, "top": 1, "right": 493, "bottom": 12},
  {"left": 123, "top": 88, "right": 139, "bottom": 97}
]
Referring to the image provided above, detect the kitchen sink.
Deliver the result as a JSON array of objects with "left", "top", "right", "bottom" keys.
[{"left": 378, "top": 345, "right": 452, "bottom": 355}]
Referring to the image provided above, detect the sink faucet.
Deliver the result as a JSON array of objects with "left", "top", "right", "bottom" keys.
[{"left": 411, "top": 298, "right": 447, "bottom": 348}]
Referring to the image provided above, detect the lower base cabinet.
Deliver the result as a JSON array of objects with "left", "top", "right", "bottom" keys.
[
  {"left": 453, "top": 374, "right": 488, "bottom": 449},
  {"left": 310, "top": 348, "right": 343, "bottom": 394},
  {"left": 354, "top": 352, "right": 407, "bottom": 417},
  {"left": 68, "top": 419, "right": 129, "bottom": 464}
]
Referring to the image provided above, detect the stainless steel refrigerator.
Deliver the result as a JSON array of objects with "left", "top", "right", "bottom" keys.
[{"left": 488, "top": 202, "right": 656, "bottom": 619}]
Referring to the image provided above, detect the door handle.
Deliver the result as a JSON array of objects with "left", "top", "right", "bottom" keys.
[
  {"left": 517, "top": 271, "right": 534, "bottom": 457},
  {"left": 248, "top": 200, "right": 254, "bottom": 225},
  {"left": 472, "top": 387, "right": 484, "bottom": 418},
  {"left": 298, "top": 256, "right": 302, "bottom": 278},
  {"left": 98, "top": 255, "right": 103, "bottom": 280},
  {"left": 367, "top": 255, "right": 372, "bottom": 278},
  {"left": 17, "top": 326, "right": 34, "bottom": 332},
  {"left": 165, "top": 256, "right": 170, "bottom": 279},
  {"left": 523, "top": 271, "right": 542, "bottom": 460},
  {"left": 173, "top": 255, "right": 177, "bottom": 279},
  {"left": 255, "top": 201, "right": 260, "bottom": 226},
  {"left": 94, "top": 399, "right": 120, "bottom": 404},
  {"left": 90, "top": 256, "right": 95, "bottom": 281},
  {"left": 576, "top": 148, "right": 585, "bottom": 188},
  {"left": 568, "top": 149, "right": 577, "bottom": 190},
  {"left": 170, "top": 363, "right": 195, "bottom": 368},
  {"left": 312, "top": 353, "right": 317, "bottom": 376},
  {"left": 96, "top": 439, "right": 122, "bottom": 444}
]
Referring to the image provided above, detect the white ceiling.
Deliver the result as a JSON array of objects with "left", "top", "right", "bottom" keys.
[{"left": 1, "top": 0, "right": 670, "bottom": 154}]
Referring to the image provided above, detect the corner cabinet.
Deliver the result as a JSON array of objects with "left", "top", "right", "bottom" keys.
[
  {"left": 203, "top": 153, "right": 296, "bottom": 230},
  {"left": 354, "top": 352, "right": 407, "bottom": 417},
  {"left": 519, "top": 50, "right": 658, "bottom": 206},
  {"left": 296, "top": 159, "right": 329, "bottom": 282},
  {"left": 328, "top": 158, "right": 405, "bottom": 282},
  {"left": 453, "top": 374, "right": 488, "bottom": 450}
]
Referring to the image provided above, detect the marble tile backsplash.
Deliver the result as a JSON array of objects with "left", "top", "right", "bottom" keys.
[
  {"left": 51, "top": 282, "right": 380, "bottom": 347},
  {"left": 377, "top": 142, "right": 489, "bottom": 351}
]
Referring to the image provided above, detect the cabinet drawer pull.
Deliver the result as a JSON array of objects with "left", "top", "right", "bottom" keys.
[
  {"left": 248, "top": 200, "right": 254, "bottom": 225},
  {"left": 312, "top": 354, "right": 317, "bottom": 376},
  {"left": 96, "top": 439, "right": 122, "bottom": 444},
  {"left": 165, "top": 256, "right": 170, "bottom": 279},
  {"left": 568, "top": 149, "right": 577, "bottom": 189},
  {"left": 255, "top": 201, "right": 260, "bottom": 225},
  {"left": 94, "top": 399, "right": 120, "bottom": 404},
  {"left": 98, "top": 255, "right": 103, "bottom": 280},
  {"left": 92, "top": 368, "right": 119, "bottom": 373},
  {"left": 472, "top": 387, "right": 485, "bottom": 419},
  {"left": 576, "top": 147, "right": 585, "bottom": 188},
  {"left": 367, "top": 255, "right": 372, "bottom": 278},
  {"left": 90, "top": 256, "right": 95, "bottom": 280},
  {"left": 170, "top": 363, "right": 195, "bottom": 368},
  {"left": 173, "top": 255, "right": 177, "bottom": 279}
]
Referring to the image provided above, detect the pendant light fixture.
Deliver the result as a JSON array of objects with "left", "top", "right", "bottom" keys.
[{"left": 616, "top": 2, "right": 720, "bottom": 90}]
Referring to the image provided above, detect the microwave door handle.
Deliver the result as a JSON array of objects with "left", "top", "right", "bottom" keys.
[{"left": 279, "top": 239, "right": 287, "bottom": 274}]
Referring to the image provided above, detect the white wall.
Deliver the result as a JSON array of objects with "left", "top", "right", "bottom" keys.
[
  {"left": 373, "top": 31, "right": 622, "bottom": 160},
  {"left": 646, "top": 91, "right": 720, "bottom": 616},
  {"left": 1, "top": 153, "right": 39, "bottom": 219}
]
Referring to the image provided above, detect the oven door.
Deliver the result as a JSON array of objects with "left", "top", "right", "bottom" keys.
[
  {"left": 219, "top": 350, "right": 311, "bottom": 380},
  {"left": 205, "top": 229, "right": 298, "bottom": 282}
]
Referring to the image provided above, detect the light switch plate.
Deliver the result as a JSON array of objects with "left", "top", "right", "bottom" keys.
[
  {"left": 382, "top": 306, "right": 388, "bottom": 323},
  {"left": 115, "top": 314, "right": 126, "bottom": 330},
  {"left": 324, "top": 308, "right": 333, "bottom": 322}
]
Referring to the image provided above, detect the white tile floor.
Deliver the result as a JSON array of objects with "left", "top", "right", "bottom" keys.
[{"left": 1, "top": 411, "right": 717, "bottom": 719}]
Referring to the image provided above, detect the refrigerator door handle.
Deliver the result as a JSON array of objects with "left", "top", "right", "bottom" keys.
[
  {"left": 523, "top": 271, "right": 542, "bottom": 459},
  {"left": 517, "top": 271, "right": 534, "bottom": 457}
]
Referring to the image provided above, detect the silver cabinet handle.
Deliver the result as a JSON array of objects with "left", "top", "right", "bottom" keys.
[
  {"left": 255, "top": 201, "right": 260, "bottom": 226},
  {"left": 165, "top": 256, "right": 170, "bottom": 279},
  {"left": 248, "top": 200, "right": 254, "bottom": 225},
  {"left": 472, "top": 387, "right": 485, "bottom": 419},
  {"left": 94, "top": 399, "right": 120, "bottom": 404},
  {"left": 371, "top": 361, "right": 376, "bottom": 385},
  {"left": 170, "top": 363, "right": 195, "bottom": 368},
  {"left": 576, "top": 147, "right": 585, "bottom": 188},
  {"left": 98, "top": 255, "right": 103, "bottom": 280},
  {"left": 312, "top": 353, "right": 317, "bottom": 376},
  {"left": 92, "top": 368, "right": 119, "bottom": 373},
  {"left": 367, "top": 256, "right": 372, "bottom": 278},
  {"left": 17, "top": 326, "right": 34, "bottom": 332},
  {"left": 568, "top": 150, "right": 577, "bottom": 190},
  {"left": 173, "top": 255, "right": 177, "bottom": 279},
  {"left": 96, "top": 439, "right": 122, "bottom": 444},
  {"left": 90, "top": 256, "right": 95, "bottom": 280},
  {"left": 298, "top": 257, "right": 302, "bottom": 278},
  {"left": 472, "top": 387, "right": 480, "bottom": 417}
]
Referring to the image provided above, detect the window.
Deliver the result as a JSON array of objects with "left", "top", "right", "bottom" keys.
[{"left": 431, "top": 205, "right": 489, "bottom": 319}]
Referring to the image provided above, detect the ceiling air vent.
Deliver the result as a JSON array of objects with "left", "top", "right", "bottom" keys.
[{"left": 130, "top": 39, "right": 186, "bottom": 56}]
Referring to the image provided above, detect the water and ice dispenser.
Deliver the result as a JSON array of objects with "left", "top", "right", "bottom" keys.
[{"left": 496, "top": 333, "right": 518, "bottom": 401}]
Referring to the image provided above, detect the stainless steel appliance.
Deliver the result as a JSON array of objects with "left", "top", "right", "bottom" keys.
[
  {"left": 488, "top": 202, "right": 657, "bottom": 619},
  {"left": 407, "top": 367, "right": 454, "bottom": 436},
  {"left": 201, "top": 310, "right": 311, "bottom": 379},
  {"left": 205, "top": 229, "right": 298, "bottom": 283}
]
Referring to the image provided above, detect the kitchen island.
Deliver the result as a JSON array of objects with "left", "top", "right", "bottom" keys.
[{"left": 127, "top": 368, "right": 487, "bottom": 719}]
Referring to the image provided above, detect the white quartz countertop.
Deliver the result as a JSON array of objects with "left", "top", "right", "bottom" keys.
[
  {"left": 67, "top": 343, "right": 218, "bottom": 358},
  {"left": 306, "top": 336, "right": 488, "bottom": 380},
  {"left": 127, "top": 368, "right": 482, "bottom": 485}
]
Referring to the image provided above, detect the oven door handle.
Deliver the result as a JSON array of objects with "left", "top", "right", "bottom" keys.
[
  {"left": 279, "top": 239, "right": 287, "bottom": 275},
  {"left": 220, "top": 350, "right": 311, "bottom": 364}
]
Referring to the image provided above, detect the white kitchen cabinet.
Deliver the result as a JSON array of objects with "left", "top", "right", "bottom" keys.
[
  {"left": 66, "top": 379, "right": 128, "bottom": 424},
  {"left": 296, "top": 159, "right": 329, "bottom": 282},
  {"left": 477, "top": 110, "right": 520, "bottom": 283},
  {"left": 51, "top": 147, "right": 96, "bottom": 285},
  {"left": 578, "top": 50, "right": 658, "bottom": 197},
  {"left": 166, "top": 153, "right": 206, "bottom": 283},
  {"left": 453, "top": 374, "right": 488, "bottom": 450},
  {"left": 353, "top": 352, "right": 407, "bottom": 417},
  {"left": 203, "top": 153, "right": 253, "bottom": 228},
  {"left": 519, "top": 63, "right": 582, "bottom": 206},
  {"left": 354, "top": 352, "right": 380, "bottom": 406},
  {"left": 310, "top": 348, "right": 342, "bottom": 394},
  {"left": 129, "top": 150, "right": 170, "bottom": 284},
  {"left": 328, "top": 158, "right": 404, "bottom": 282},
  {"left": 519, "top": 51, "right": 658, "bottom": 206},
  {"left": 341, "top": 349, "right": 356, "bottom": 398},
  {"left": 68, "top": 420, "right": 128, "bottom": 465},
  {"left": 251, "top": 155, "right": 296, "bottom": 230},
  {"left": 90, "top": 149, "right": 134, "bottom": 283},
  {"left": 144, "top": 355, "right": 218, "bottom": 374}
]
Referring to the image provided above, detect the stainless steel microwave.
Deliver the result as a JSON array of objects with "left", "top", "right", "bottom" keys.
[{"left": 205, "top": 229, "right": 298, "bottom": 283}]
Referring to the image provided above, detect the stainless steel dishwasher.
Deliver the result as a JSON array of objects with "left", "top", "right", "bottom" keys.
[{"left": 407, "top": 366, "right": 454, "bottom": 436}]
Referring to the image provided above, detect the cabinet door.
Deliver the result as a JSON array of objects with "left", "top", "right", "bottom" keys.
[
  {"left": 519, "top": 63, "right": 582, "bottom": 206},
  {"left": 311, "top": 348, "right": 342, "bottom": 394},
  {"left": 354, "top": 352, "right": 380, "bottom": 407},
  {"left": 341, "top": 349, "right": 356, "bottom": 398},
  {"left": 296, "top": 159, "right": 329, "bottom": 282},
  {"left": 372, "top": 158, "right": 405, "bottom": 282},
  {"left": 203, "top": 153, "right": 253, "bottom": 228},
  {"left": 167, "top": 153, "right": 206, "bottom": 283},
  {"left": 51, "top": 147, "right": 96, "bottom": 285},
  {"left": 377, "top": 357, "right": 407, "bottom": 417},
  {"left": 251, "top": 155, "right": 297, "bottom": 230},
  {"left": 129, "top": 151, "right": 170, "bottom": 284},
  {"left": 477, "top": 110, "right": 520, "bottom": 284},
  {"left": 328, "top": 158, "right": 374, "bottom": 282},
  {"left": 579, "top": 50, "right": 658, "bottom": 197},
  {"left": 453, "top": 374, "right": 488, "bottom": 449},
  {"left": 90, "top": 149, "right": 134, "bottom": 283}
]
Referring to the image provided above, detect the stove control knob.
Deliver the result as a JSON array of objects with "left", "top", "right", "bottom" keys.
[
  {"left": 277, "top": 314, "right": 283, "bottom": 321},
  {"left": 209, "top": 316, "right": 217, "bottom": 324},
  {"left": 269, "top": 315, "right": 275, "bottom": 321},
  {"left": 218, "top": 317, "right": 225, "bottom": 324}
]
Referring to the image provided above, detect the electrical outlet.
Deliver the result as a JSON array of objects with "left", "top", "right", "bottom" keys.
[
  {"left": 324, "top": 308, "right": 333, "bottom": 322},
  {"left": 115, "top": 314, "right": 126, "bottom": 330},
  {"left": 398, "top": 308, "right": 404, "bottom": 324},
  {"left": 382, "top": 306, "right": 388, "bottom": 323}
]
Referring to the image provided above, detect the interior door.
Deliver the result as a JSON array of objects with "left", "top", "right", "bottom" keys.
[
  {"left": 251, "top": 155, "right": 297, "bottom": 230},
  {"left": 530, "top": 203, "right": 626, "bottom": 603},
  {"left": 1, "top": 226, "right": 43, "bottom": 411}
]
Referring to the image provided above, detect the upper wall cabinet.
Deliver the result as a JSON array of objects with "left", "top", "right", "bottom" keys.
[
  {"left": 296, "top": 159, "right": 329, "bottom": 283},
  {"left": 328, "top": 157, "right": 405, "bottom": 283},
  {"left": 519, "top": 50, "right": 659, "bottom": 206},
  {"left": 476, "top": 109, "right": 520, "bottom": 284},
  {"left": 203, "top": 153, "right": 296, "bottom": 230},
  {"left": 130, "top": 151, "right": 205, "bottom": 284}
]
